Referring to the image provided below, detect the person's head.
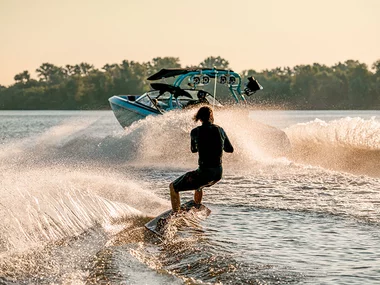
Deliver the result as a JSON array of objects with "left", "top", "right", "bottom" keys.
[
  {"left": 197, "top": 90, "right": 206, "bottom": 100},
  {"left": 193, "top": 106, "right": 214, "bottom": 123}
]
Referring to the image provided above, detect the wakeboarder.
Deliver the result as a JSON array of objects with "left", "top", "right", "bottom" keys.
[{"left": 169, "top": 106, "right": 234, "bottom": 211}]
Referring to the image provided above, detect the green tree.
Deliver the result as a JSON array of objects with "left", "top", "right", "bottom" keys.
[
  {"left": 1, "top": 57, "right": 380, "bottom": 110},
  {"left": 79, "top": 62, "right": 95, "bottom": 76},
  {"left": 199, "top": 56, "right": 229, "bottom": 69},
  {"left": 372, "top": 59, "right": 380, "bottom": 76},
  {"left": 148, "top": 57, "right": 181, "bottom": 74},
  {"left": 348, "top": 62, "right": 371, "bottom": 108},
  {"left": 36, "top": 63, "right": 65, "bottom": 83},
  {"left": 102, "top": 63, "right": 118, "bottom": 71},
  {"left": 116, "top": 60, "right": 149, "bottom": 94},
  {"left": 102, "top": 63, "right": 120, "bottom": 78},
  {"left": 65, "top": 64, "right": 81, "bottom": 76},
  {"left": 371, "top": 59, "right": 380, "bottom": 108},
  {"left": 14, "top": 70, "right": 31, "bottom": 84}
]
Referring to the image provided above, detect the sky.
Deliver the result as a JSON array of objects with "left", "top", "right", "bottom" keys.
[{"left": 0, "top": 0, "right": 379, "bottom": 86}]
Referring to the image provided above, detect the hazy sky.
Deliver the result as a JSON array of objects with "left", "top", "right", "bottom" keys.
[{"left": 0, "top": 0, "right": 379, "bottom": 85}]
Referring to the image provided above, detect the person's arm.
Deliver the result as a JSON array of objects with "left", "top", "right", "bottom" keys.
[
  {"left": 221, "top": 128, "right": 234, "bottom": 153},
  {"left": 191, "top": 128, "right": 198, "bottom": 153}
]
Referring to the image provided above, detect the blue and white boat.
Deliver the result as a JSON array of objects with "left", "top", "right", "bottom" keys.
[{"left": 108, "top": 68, "right": 262, "bottom": 128}]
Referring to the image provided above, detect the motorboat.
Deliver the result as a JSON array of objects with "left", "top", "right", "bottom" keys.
[
  {"left": 108, "top": 68, "right": 291, "bottom": 157},
  {"left": 108, "top": 68, "right": 262, "bottom": 128}
]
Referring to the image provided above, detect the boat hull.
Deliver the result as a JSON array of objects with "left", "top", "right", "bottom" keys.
[{"left": 109, "top": 96, "right": 161, "bottom": 128}]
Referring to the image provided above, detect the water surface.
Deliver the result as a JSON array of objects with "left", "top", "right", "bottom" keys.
[{"left": 0, "top": 109, "right": 379, "bottom": 284}]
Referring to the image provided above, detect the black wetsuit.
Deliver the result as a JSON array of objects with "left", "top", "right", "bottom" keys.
[{"left": 172, "top": 122, "right": 234, "bottom": 192}]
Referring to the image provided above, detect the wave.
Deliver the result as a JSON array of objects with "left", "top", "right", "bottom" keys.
[
  {"left": 286, "top": 116, "right": 380, "bottom": 177},
  {"left": 0, "top": 162, "right": 170, "bottom": 284},
  {"left": 1, "top": 111, "right": 379, "bottom": 252},
  {"left": 0, "top": 167, "right": 169, "bottom": 254}
]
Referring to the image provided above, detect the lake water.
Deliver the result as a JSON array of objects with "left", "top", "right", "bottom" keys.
[{"left": 0, "top": 109, "right": 380, "bottom": 284}]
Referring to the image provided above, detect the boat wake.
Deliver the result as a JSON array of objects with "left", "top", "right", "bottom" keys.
[
  {"left": 0, "top": 165, "right": 168, "bottom": 283},
  {"left": 286, "top": 116, "right": 380, "bottom": 177}
]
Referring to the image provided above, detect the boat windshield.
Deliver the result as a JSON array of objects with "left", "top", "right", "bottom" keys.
[
  {"left": 136, "top": 90, "right": 159, "bottom": 101},
  {"left": 135, "top": 89, "right": 222, "bottom": 110},
  {"left": 135, "top": 90, "right": 173, "bottom": 111},
  {"left": 135, "top": 94, "right": 154, "bottom": 108}
]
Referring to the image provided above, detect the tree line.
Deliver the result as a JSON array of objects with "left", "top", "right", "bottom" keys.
[{"left": 0, "top": 56, "right": 379, "bottom": 110}]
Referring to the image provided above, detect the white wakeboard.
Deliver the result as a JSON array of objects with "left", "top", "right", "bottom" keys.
[{"left": 144, "top": 200, "right": 211, "bottom": 237}]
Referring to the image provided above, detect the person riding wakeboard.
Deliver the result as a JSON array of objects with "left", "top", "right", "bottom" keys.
[{"left": 169, "top": 106, "right": 234, "bottom": 211}]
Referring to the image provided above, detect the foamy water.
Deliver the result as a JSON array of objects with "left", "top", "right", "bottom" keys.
[{"left": 0, "top": 110, "right": 380, "bottom": 284}]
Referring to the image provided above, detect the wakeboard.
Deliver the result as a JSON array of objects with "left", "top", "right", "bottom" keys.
[{"left": 144, "top": 200, "right": 211, "bottom": 237}]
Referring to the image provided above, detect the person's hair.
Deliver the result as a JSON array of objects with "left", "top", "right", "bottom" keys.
[{"left": 193, "top": 106, "right": 214, "bottom": 123}]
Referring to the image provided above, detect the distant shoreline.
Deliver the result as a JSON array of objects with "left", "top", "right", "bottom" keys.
[{"left": 1, "top": 57, "right": 379, "bottom": 110}]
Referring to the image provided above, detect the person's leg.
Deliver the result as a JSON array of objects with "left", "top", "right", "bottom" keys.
[
  {"left": 169, "top": 182, "right": 180, "bottom": 212},
  {"left": 194, "top": 189, "right": 203, "bottom": 204},
  {"left": 171, "top": 169, "right": 199, "bottom": 211}
]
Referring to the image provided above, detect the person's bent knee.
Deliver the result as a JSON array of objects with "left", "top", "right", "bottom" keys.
[{"left": 169, "top": 182, "right": 177, "bottom": 193}]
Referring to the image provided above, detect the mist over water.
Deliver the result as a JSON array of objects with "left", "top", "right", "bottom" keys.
[{"left": 0, "top": 109, "right": 380, "bottom": 284}]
